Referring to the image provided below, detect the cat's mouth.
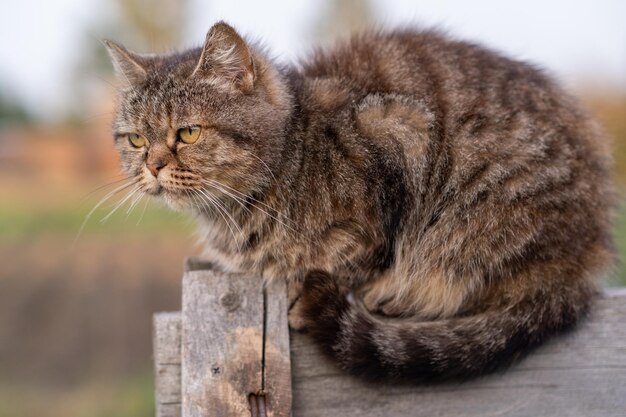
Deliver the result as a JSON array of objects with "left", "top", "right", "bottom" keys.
[{"left": 145, "top": 183, "right": 163, "bottom": 196}]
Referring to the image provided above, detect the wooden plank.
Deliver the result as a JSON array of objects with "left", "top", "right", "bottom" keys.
[
  {"left": 182, "top": 269, "right": 265, "bottom": 417},
  {"left": 263, "top": 280, "right": 293, "bottom": 416},
  {"left": 154, "top": 312, "right": 182, "bottom": 417},
  {"left": 153, "top": 266, "right": 293, "bottom": 417},
  {"left": 156, "top": 283, "right": 626, "bottom": 417},
  {"left": 290, "top": 289, "right": 626, "bottom": 417}
]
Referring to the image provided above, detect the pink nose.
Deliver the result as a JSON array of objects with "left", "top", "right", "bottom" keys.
[{"left": 147, "top": 158, "right": 167, "bottom": 177}]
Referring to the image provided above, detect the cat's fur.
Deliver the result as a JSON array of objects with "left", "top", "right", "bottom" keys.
[{"left": 105, "top": 22, "right": 614, "bottom": 381}]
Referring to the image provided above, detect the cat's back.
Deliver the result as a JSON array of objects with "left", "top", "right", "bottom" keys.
[
  {"left": 299, "top": 28, "right": 613, "bottom": 270},
  {"left": 300, "top": 28, "right": 572, "bottom": 120},
  {"left": 300, "top": 28, "right": 610, "bottom": 180}
]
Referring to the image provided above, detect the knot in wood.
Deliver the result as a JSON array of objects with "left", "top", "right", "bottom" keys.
[{"left": 220, "top": 291, "right": 242, "bottom": 312}]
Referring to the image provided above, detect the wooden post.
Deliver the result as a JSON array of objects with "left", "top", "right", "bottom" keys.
[
  {"left": 154, "top": 260, "right": 626, "bottom": 417},
  {"left": 154, "top": 258, "right": 291, "bottom": 417}
]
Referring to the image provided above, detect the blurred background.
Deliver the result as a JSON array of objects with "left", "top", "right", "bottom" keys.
[{"left": 0, "top": 0, "right": 624, "bottom": 416}]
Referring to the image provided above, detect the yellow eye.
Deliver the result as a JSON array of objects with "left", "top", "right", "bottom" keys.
[
  {"left": 128, "top": 133, "right": 145, "bottom": 148},
  {"left": 178, "top": 126, "right": 201, "bottom": 144}
]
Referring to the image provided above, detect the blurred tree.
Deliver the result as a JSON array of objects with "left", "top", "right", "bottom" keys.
[
  {"left": 116, "top": 0, "right": 188, "bottom": 52},
  {"left": 0, "top": 88, "right": 32, "bottom": 127},
  {"left": 313, "top": 0, "right": 375, "bottom": 45},
  {"left": 65, "top": 0, "right": 191, "bottom": 123}
]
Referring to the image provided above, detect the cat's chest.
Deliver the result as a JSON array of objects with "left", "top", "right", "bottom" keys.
[
  {"left": 197, "top": 216, "right": 294, "bottom": 279},
  {"left": 198, "top": 215, "right": 380, "bottom": 285}
]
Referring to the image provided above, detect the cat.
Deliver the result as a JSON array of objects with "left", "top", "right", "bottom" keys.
[{"left": 105, "top": 21, "right": 614, "bottom": 381}]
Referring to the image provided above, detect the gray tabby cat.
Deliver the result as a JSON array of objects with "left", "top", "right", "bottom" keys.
[{"left": 105, "top": 21, "right": 614, "bottom": 381}]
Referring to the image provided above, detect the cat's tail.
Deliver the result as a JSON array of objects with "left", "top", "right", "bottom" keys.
[{"left": 298, "top": 270, "right": 594, "bottom": 381}]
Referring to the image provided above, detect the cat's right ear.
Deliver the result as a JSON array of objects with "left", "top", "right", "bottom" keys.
[
  {"left": 191, "top": 22, "right": 256, "bottom": 92},
  {"left": 103, "top": 40, "right": 149, "bottom": 86}
]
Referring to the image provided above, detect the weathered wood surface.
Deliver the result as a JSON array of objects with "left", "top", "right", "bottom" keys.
[
  {"left": 153, "top": 312, "right": 182, "bottom": 417},
  {"left": 182, "top": 269, "right": 264, "bottom": 416},
  {"left": 154, "top": 258, "right": 292, "bottom": 417},
  {"left": 154, "top": 263, "right": 626, "bottom": 417},
  {"left": 291, "top": 288, "right": 626, "bottom": 417},
  {"left": 262, "top": 280, "right": 292, "bottom": 416}
]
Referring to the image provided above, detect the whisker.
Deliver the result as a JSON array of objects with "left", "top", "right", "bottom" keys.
[
  {"left": 196, "top": 189, "right": 243, "bottom": 251},
  {"left": 247, "top": 151, "right": 277, "bottom": 183},
  {"left": 136, "top": 196, "right": 150, "bottom": 226},
  {"left": 197, "top": 188, "right": 244, "bottom": 237},
  {"left": 188, "top": 189, "right": 207, "bottom": 216},
  {"left": 201, "top": 179, "right": 305, "bottom": 240},
  {"left": 203, "top": 182, "right": 252, "bottom": 216},
  {"left": 79, "top": 175, "right": 132, "bottom": 203},
  {"left": 72, "top": 180, "right": 138, "bottom": 249},
  {"left": 100, "top": 184, "right": 143, "bottom": 223},
  {"left": 126, "top": 191, "right": 145, "bottom": 217},
  {"left": 202, "top": 178, "right": 277, "bottom": 214}
]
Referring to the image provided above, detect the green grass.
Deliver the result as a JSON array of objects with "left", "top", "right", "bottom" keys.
[
  {"left": 0, "top": 201, "right": 194, "bottom": 238},
  {"left": 0, "top": 372, "right": 155, "bottom": 417}
]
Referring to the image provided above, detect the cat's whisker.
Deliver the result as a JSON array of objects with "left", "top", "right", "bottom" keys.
[
  {"left": 201, "top": 178, "right": 278, "bottom": 214},
  {"left": 198, "top": 190, "right": 241, "bottom": 251},
  {"left": 201, "top": 179, "right": 306, "bottom": 240},
  {"left": 126, "top": 190, "right": 145, "bottom": 217},
  {"left": 183, "top": 189, "right": 198, "bottom": 214},
  {"left": 136, "top": 195, "right": 150, "bottom": 226},
  {"left": 201, "top": 181, "right": 314, "bottom": 249},
  {"left": 80, "top": 175, "right": 133, "bottom": 203},
  {"left": 200, "top": 178, "right": 286, "bottom": 221},
  {"left": 202, "top": 182, "right": 253, "bottom": 216},
  {"left": 187, "top": 189, "right": 206, "bottom": 216},
  {"left": 198, "top": 189, "right": 243, "bottom": 236},
  {"left": 247, "top": 151, "right": 277, "bottom": 183},
  {"left": 186, "top": 189, "right": 207, "bottom": 217},
  {"left": 193, "top": 189, "right": 238, "bottom": 249},
  {"left": 196, "top": 188, "right": 243, "bottom": 252},
  {"left": 100, "top": 184, "right": 143, "bottom": 223},
  {"left": 72, "top": 180, "right": 138, "bottom": 249}
]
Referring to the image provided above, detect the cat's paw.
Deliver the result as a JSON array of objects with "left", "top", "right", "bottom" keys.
[
  {"left": 361, "top": 287, "right": 383, "bottom": 313},
  {"left": 287, "top": 280, "right": 308, "bottom": 331},
  {"left": 360, "top": 283, "right": 402, "bottom": 317},
  {"left": 288, "top": 298, "right": 308, "bottom": 332}
]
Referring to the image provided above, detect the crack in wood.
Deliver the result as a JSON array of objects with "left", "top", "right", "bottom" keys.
[{"left": 249, "top": 393, "right": 268, "bottom": 417}]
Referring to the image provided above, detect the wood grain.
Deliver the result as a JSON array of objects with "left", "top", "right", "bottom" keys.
[
  {"left": 153, "top": 312, "right": 182, "bottom": 417},
  {"left": 182, "top": 269, "right": 264, "bottom": 416},
  {"left": 154, "top": 267, "right": 626, "bottom": 417},
  {"left": 263, "top": 280, "right": 293, "bottom": 417},
  {"left": 290, "top": 289, "right": 626, "bottom": 417}
]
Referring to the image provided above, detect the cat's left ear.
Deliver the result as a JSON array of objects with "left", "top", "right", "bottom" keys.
[
  {"left": 191, "top": 21, "right": 256, "bottom": 92},
  {"left": 104, "top": 40, "right": 151, "bottom": 86}
]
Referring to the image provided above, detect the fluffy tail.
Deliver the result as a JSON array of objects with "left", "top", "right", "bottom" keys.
[{"left": 299, "top": 271, "right": 593, "bottom": 381}]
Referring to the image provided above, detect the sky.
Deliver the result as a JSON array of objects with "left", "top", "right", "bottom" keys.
[{"left": 1, "top": 0, "right": 625, "bottom": 120}]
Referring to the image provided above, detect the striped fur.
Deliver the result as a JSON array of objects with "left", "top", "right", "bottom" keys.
[{"left": 107, "top": 22, "right": 614, "bottom": 381}]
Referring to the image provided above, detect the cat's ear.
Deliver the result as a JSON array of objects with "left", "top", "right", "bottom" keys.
[
  {"left": 103, "top": 40, "right": 150, "bottom": 85},
  {"left": 191, "top": 21, "right": 256, "bottom": 92}
]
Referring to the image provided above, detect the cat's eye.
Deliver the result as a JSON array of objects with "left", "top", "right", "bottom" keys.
[
  {"left": 177, "top": 126, "right": 201, "bottom": 144},
  {"left": 127, "top": 133, "right": 146, "bottom": 148}
]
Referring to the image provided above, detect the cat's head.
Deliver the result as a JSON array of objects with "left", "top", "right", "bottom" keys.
[{"left": 105, "top": 21, "right": 292, "bottom": 211}]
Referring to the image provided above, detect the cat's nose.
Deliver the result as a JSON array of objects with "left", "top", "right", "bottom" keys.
[{"left": 147, "top": 158, "right": 167, "bottom": 177}]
